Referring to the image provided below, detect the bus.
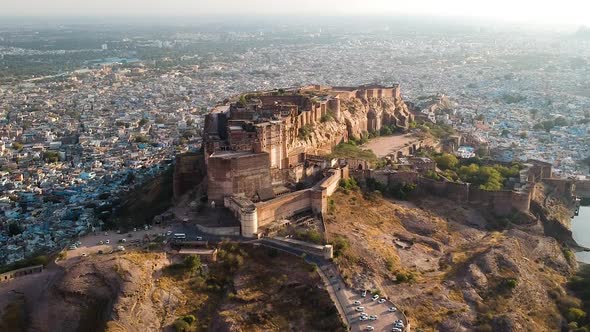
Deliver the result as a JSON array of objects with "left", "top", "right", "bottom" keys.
[{"left": 173, "top": 233, "right": 186, "bottom": 240}]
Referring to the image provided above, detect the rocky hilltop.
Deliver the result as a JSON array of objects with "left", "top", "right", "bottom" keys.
[
  {"left": 326, "top": 189, "right": 578, "bottom": 332},
  {"left": 0, "top": 246, "right": 342, "bottom": 332}
]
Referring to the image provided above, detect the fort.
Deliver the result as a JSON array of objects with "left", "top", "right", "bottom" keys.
[{"left": 202, "top": 84, "right": 413, "bottom": 237}]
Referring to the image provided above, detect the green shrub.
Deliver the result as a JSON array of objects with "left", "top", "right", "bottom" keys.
[
  {"left": 173, "top": 319, "right": 190, "bottom": 332},
  {"left": 331, "top": 235, "right": 350, "bottom": 258},
  {"left": 568, "top": 307, "right": 587, "bottom": 323},
  {"left": 182, "top": 315, "right": 196, "bottom": 324}
]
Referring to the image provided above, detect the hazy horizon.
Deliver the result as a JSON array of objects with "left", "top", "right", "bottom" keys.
[{"left": 2, "top": 0, "right": 590, "bottom": 27}]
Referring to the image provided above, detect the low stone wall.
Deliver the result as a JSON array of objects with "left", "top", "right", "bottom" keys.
[
  {"left": 0, "top": 265, "right": 43, "bottom": 283},
  {"left": 195, "top": 224, "right": 241, "bottom": 236}
]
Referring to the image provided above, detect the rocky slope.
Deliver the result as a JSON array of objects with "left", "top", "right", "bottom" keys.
[{"left": 325, "top": 190, "right": 577, "bottom": 331}]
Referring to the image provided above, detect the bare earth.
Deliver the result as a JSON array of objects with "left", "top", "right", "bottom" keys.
[{"left": 362, "top": 133, "right": 430, "bottom": 158}]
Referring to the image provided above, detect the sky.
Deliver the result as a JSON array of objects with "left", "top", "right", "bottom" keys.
[{"left": 2, "top": 0, "right": 589, "bottom": 26}]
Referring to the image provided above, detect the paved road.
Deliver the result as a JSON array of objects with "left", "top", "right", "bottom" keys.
[{"left": 257, "top": 239, "right": 406, "bottom": 331}]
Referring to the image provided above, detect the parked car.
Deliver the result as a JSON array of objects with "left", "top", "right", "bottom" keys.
[
  {"left": 355, "top": 306, "right": 365, "bottom": 312},
  {"left": 388, "top": 306, "right": 397, "bottom": 312},
  {"left": 391, "top": 328, "right": 402, "bottom": 332},
  {"left": 369, "top": 315, "right": 378, "bottom": 321},
  {"left": 353, "top": 300, "right": 361, "bottom": 306},
  {"left": 106, "top": 240, "right": 110, "bottom": 244},
  {"left": 98, "top": 240, "right": 104, "bottom": 245},
  {"left": 81, "top": 253, "right": 88, "bottom": 257},
  {"left": 361, "top": 290, "right": 367, "bottom": 297},
  {"left": 117, "top": 245, "right": 125, "bottom": 251},
  {"left": 365, "top": 326, "right": 374, "bottom": 331},
  {"left": 359, "top": 316, "right": 368, "bottom": 321},
  {"left": 372, "top": 294, "right": 379, "bottom": 301},
  {"left": 378, "top": 298, "right": 386, "bottom": 304}
]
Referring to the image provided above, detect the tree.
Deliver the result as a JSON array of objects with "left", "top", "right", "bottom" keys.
[
  {"left": 43, "top": 151, "right": 59, "bottom": 163},
  {"left": 11, "top": 142, "right": 24, "bottom": 151},
  {"left": 138, "top": 118, "right": 149, "bottom": 127},
  {"left": 183, "top": 255, "right": 202, "bottom": 275},
  {"left": 542, "top": 120, "right": 555, "bottom": 133},
  {"left": 8, "top": 222, "right": 23, "bottom": 236},
  {"left": 519, "top": 132, "right": 528, "bottom": 139},
  {"left": 554, "top": 116, "right": 568, "bottom": 127},
  {"left": 501, "top": 129, "right": 510, "bottom": 137},
  {"left": 134, "top": 135, "right": 150, "bottom": 143},
  {"left": 529, "top": 108, "right": 539, "bottom": 119},
  {"left": 434, "top": 153, "right": 459, "bottom": 170}
]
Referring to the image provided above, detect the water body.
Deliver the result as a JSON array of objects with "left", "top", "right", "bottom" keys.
[{"left": 572, "top": 206, "right": 590, "bottom": 263}]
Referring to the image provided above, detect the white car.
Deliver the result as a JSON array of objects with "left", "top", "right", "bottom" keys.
[
  {"left": 81, "top": 253, "right": 88, "bottom": 257},
  {"left": 394, "top": 322, "right": 404, "bottom": 329},
  {"left": 166, "top": 231, "right": 172, "bottom": 236},
  {"left": 133, "top": 228, "right": 137, "bottom": 232},
  {"left": 369, "top": 315, "right": 377, "bottom": 321},
  {"left": 106, "top": 240, "right": 110, "bottom": 244},
  {"left": 378, "top": 298, "right": 386, "bottom": 304},
  {"left": 359, "top": 316, "right": 368, "bottom": 321},
  {"left": 353, "top": 300, "right": 361, "bottom": 306},
  {"left": 355, "top": 306, "right": 365, "bottom": 312},
  {"left": 391, "top": 328, "right": 402, "bottom": 332},
  {"left": 361, "top": 290, "right": 367, "bottom": 297},
  {"left": 365, "top": 326, "right": 374, "bottom": 331},
  {"left": 98, "top": 240, "right": 104, "bottom": 245},
  {"left": 372, "top": 294, "right": 379, "bottom": 301},
  {"left": 388, "top": 306, "right": 397, "bottom": 312}
]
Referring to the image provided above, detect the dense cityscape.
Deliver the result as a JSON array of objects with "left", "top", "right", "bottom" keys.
[{"left": 0, "top": 20, "right": 589, "bottom": 264}]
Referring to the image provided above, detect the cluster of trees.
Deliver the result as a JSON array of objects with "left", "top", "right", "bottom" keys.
[
  {"left": 501, "top": 93, "right": 527, "bottom": 104},
  {"left": 329, "top": 142, "right": 377, "bottom": 162},
  {"left": 432, "top": 153, "right": 522, "bottom": 191},
  {"left": 416, "top": 121, "right": 456, "bottom": 139},
  {"left": 365, "top": 177, "right": 416, "bottom": 200},
  {"left": 294, "top": 229, "right": 323, "bottom": 245},
  {"left": 133, "top": 134, "right": 150, "bottom": 143},
  {"left": 533, "top": 116, "right": 569, "bottom": 132},
  {"left": 43, "top": 151, "right": 59, "bottom": 163},
  {"left": 567, "top": 265, "right": 590, "bottom": 331},
  {"left": 367, "top": 124, "right": 402, "bottom": 138}
]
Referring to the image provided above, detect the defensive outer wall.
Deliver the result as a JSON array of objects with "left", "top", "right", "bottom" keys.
[
  {"left": 225, "top": 165, "right": 348, "bottom": 238},
  {"left": 356, "top": 169, "right": 535, "bottom": 216}
]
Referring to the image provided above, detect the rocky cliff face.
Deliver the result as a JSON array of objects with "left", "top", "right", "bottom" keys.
[{"left": 292, "top": 95, "right": 412, "bottom": 154}]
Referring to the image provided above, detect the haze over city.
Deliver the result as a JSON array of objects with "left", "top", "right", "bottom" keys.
[{"left": 2, "top": 0, "right": 590, "bottom": 26}]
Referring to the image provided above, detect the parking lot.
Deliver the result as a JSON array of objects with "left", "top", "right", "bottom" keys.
[
  {"left": 64, "top": 225, "right": 173, "bottom": 258},
  {"left": 344, "top": 288, "right": 406, "bottom": 332}
]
